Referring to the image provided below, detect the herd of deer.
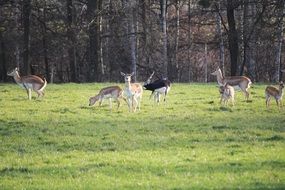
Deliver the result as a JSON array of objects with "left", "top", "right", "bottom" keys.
[{"left": 7, "top": 67, "right": 285, "bottom": 111}]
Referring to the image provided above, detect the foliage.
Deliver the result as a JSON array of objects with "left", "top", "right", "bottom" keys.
[
  {"left": 0, "top": 83, "right": 284, "bottom": 189},
  {"left": 0, "top": 0, "right": 284, "bottom": 82}
]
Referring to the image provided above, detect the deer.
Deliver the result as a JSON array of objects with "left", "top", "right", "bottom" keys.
[
  {"left": 7, "top": 67, "right": 47, "bottom": 100},
  {"left": 143, "top": 71, "right": 171, "bottom": 103},
  {"left": 265, "top": 82, "right": 284, "bottom": 108},
  {"left": 120, "top": 72, "right": 143, "bottom": 112},
  {"left": 219, "top": 83, "right": 235, "bottom": 106},
  {"left": 89, "top": 86, "right": 124, "bottom": 111},
  {"left": 211, "top": 67, "right": 252, "bottom": 101}
]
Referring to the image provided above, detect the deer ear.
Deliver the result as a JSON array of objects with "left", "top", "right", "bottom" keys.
[{"left": 120, "top": 72, "right": 125, "bottom": 76}]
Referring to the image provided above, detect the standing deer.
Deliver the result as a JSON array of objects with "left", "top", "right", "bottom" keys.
[
  {"left": 89, "top": 86, "right": 124, "bottom": 111},
  {"left": 7, "top": 67, "right": 47, "bottom": 100},
  {"left": 121, "top": 72, "right": 143, "bottom": 112},
  {"left": 219, "top": 83, "right": 235, "bottom": 106},
  {"left": 211, "top": 67, "right": 251, "bottom": 101},
  {"left": 143, "top": 72, "right": 171, "bottom": 103},
  {"left": 265, "top": 82, "right": 284, "bottom": 108}
]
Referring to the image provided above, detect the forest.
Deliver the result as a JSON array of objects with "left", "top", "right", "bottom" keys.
[{"left": 0, "top": 0, "right": 284, "bottom": 83}]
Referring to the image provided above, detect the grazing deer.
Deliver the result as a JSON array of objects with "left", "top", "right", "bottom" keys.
[
  {"left": 265, "top": 82, "right": 284, "bottom": 108},
  {"left": 89, "top": 86, "right": 124, "bottom": 110},
  {"left": 7, "top": 67, "right": 47, "bottom": 100},
  {"left": 219, "top": 83, "right": 235, "bottom": 106},
  {"left": 143, "top": 72, "right": 171, "bottom": 103},
  {"left": 121, "top": 72, "right": 143, "bottom": 112},
  {"left": 211, "top": 67, "right": 252, "bottom": 101}
]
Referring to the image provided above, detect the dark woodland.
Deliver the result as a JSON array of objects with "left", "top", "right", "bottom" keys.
[{"left": 0, "top": 0, "right": 284, "bottom": 83}]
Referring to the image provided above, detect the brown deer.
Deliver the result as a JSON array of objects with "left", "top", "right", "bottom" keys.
[
  {"left": 7, "top": 67, "right": 47, "bottom": 100},
  {"left": 121, "top": 72, "right": 143, "bottom": 112},
  {"left": 265, "top": 82, "right": 284, "bottom": 108},
  {"left": 211, "top": 67, "right": 252, "bottom": 101},
  {"left": 89, "top": 86, "right": 124, "bottom": 110}
]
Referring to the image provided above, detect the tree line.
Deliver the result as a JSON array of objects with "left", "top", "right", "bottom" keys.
[{"left": 0, "top": 0, "right": 284, "bottom": 83}]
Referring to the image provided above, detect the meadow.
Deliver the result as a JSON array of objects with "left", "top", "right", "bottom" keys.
[{"left": 0, "top": 83, "right": 284, "bottom": 190}]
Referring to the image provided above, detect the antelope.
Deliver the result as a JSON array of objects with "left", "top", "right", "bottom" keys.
[
  {"left": 143, "top": 72, "right": 171, "bottom": 103},
  {"left": 265, "top": 82, "right": 284, "bottom": 108},
  {"left": 89, "top": 86, "right": 124, "bottom": 110},
  {"left": 219, "top": 83, "right": 235, "bottom": 106},
  {"left": 7, "top": 67, "right": 47, "bottom": 100},
  {"left": 120, "top": 72, "right": 143, "bottom": 112},
  {"left": 211, "top": 67, "right": 252, "bottom": 101}
]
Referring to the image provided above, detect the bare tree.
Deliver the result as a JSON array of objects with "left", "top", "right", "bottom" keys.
[
  {"left": 161, "top": 0, "right": 168, "bottom": 77},
  {"left": 87, "top": 0, "right": 99, "bottom": 81},
  {"left": 66, "top": 0, "right": 77, "bottom": 82},
  {"left": 275, "top": 0, "right": 285, "bottom": 82},
  {"left": 23, "top": 0, "right": 31, "bottom": 75},
  {"left": 226, "top": 0, "right": 239, "bottom": 76}
]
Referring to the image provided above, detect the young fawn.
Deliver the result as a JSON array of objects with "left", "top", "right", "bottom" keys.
[
  {"left": 89, "top": 86, "right": 124, "bottom": 110},
  {"left": 7, "top": 67, "right": 47, "bottom": 100},
  {"left": 265, "top": 82, "right": 284, "bottom": 108},
  {"left": 219, "top": 83, "right": 235, "bottom": 106}
]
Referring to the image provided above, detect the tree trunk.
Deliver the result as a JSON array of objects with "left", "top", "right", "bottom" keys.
[
  {"left": 245, "top": 3, "right": 256, "bottom": 81},
  {"left": 42, "top": 5, "right": 50, "bottom": 82},
  {"left": 275, "top": 0, "right": 285, "bottom": 82},
  {"left": 204, "top": 43, "right": 208, "bottom": 83},
  {"left": 215, "top": 2, "right": 225, "bottom": 75},
  {"left": 87, "top": 0, "right": 99, "bottom": 82},
  {"left": 161, "top": 0, "right": 168, "bottom": 78},
  {"left": 23, "top": 0, "right": 31, "bottom": 75},
  {"left": 129, "top": 1, "right": 137, "bottom": 81},
  {"left": 67, "top": 0, "right": 77, "bottom": 82},
  {"left": 188, "top": 0, "right": 192, "bottom": 82},
  {"left": 226, "top": 0, "right": 239, "bottom": 76},
  {"left": 174, "top": 0, "right": 181, "bottom": 82},
  {"left": 0, "top": 32, "right": 7, "bottom": 82}
]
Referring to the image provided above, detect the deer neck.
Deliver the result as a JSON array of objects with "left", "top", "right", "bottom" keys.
[
  {"left": 125, "top": 80, "right": 132, "bottom": 90},
  {"left": 216, "top": 73, "right": 224, "bottom": 86},
  {"left": 13, "top": 72, "right": 22, "bottom": 84},
  {"left": 279, "top": 87, "right": 284, "bottom": 97}
]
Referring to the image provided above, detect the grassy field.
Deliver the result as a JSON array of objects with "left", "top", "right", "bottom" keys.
[{"left": 0, "top": 82, "right": 284, "bottom": 189}]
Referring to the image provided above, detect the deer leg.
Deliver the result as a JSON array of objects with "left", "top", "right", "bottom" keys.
[
  {"left": 231, "top": 97, "right": 235, "bottom": 106},
  {"left": 99, "top": 98, "right": 103, "bottom": 107},
  {"left": 266, "top": 96, "right": 271, "bottom": 107},
  {"left": 27, "top": 89, "right": 32, "bottom": 100},
  {"left": 116, "top": 98, "right": 121, "bottom": 110},
  {"left": 36, "top": 90, "right": 42, "bottom": 98},
  {"left": 164, "top": 90, "right": 167, "bottom": 102},
  {"left": 149, "top": 91, "right": 155, "bottom": 100},
  {"left": 157, "top": 93, "right": 161, "bottom": 104},
  {"left": 126, "top": 98, "right": 132, "bottom": 112},
  {"left": 275, "top": 98, "right": 280, "bottom": 108},
  {"left": 244, "top": 89, "right": 250, "bottom": 101},
  {"left": 109, "top": 98, "right": 112, "bottom": 110}
]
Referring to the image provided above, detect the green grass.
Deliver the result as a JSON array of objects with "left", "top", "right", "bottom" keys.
[{"left": 0, "top": 83, "right": 284, "bottom": 189}]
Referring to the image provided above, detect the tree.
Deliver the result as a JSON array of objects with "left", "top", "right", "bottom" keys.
[
  {"left": 87, "top": 0, "right": 99, "bottom": 81},
  {"left": 66, "top": 0, "right": 77, "bottom": 82},
  {"left": 23, "top": 0, "right": 32, "bottom": 75},
  {"left": 274, "top": 0, "right": 285, "bottom": 82},
  {"left": 226, "top": 0, "right": 239, "bottom": 76},
  {"left": 161, "top": 0, "right": 168, "bottom": 78}
]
